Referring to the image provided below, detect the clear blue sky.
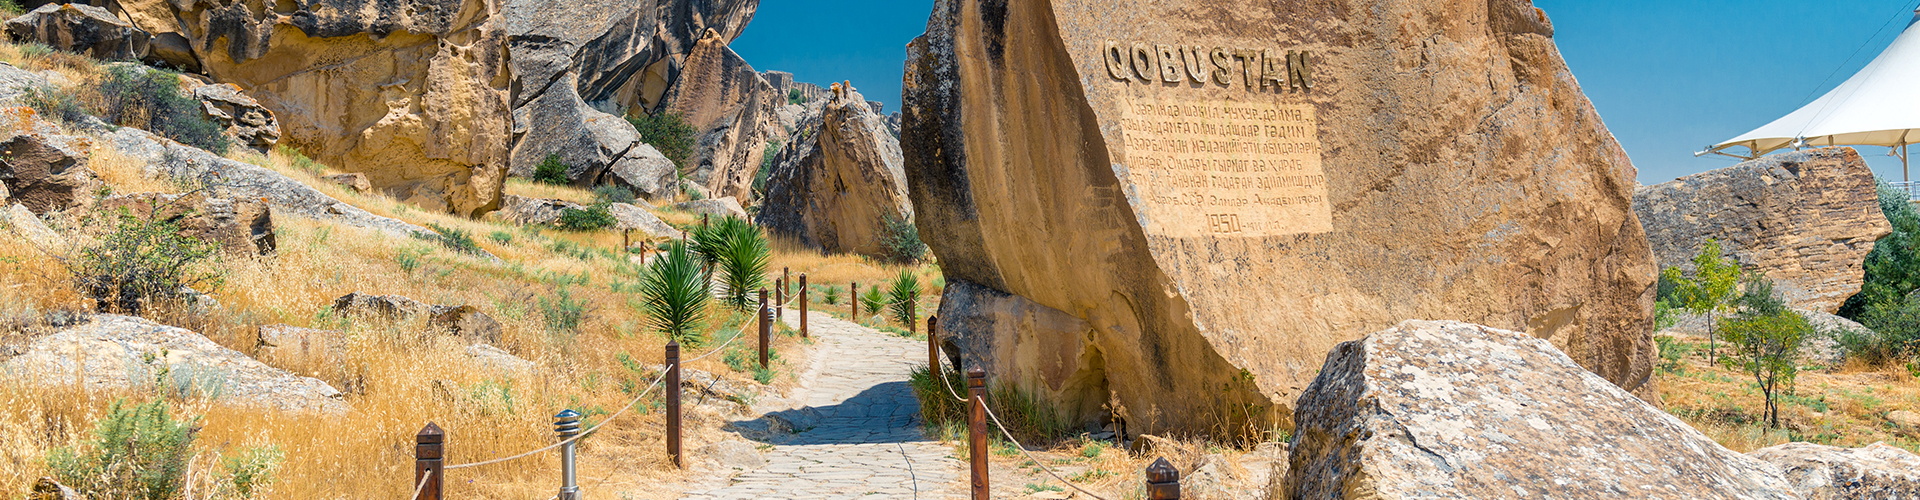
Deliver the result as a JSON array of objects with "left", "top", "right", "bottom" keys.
[{"left": 736, "top": 1, "right": 1919, "bottom": 185}]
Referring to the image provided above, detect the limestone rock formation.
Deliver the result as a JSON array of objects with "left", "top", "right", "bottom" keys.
[
  {"left": 93, "top": 192, "right": 276, "bottom": 255},
  {"left": 1634, "top": 147, "right": 1890, "bottom": 313},
  {"left": 909, "top": 0, "right": 1657, "bottom": 433},
  {"left": 0, "top": 315, "right": 346, "bottom": 412},
  {"left": 323, "top": 173, "right": 372, "bottom": 194},
  {"left": 609, "top": 202, "right": 678, "bottom": 239},
  {"left": 492, "top": 194, "right": 585, "bottom": 226},
  {"left": 1749, "top": 442, "right": 1920, "bottom": 500},
  {"left": 190, "top": 83, "right": 280, "bottom": 153},
  {"left": 666, "top": 28, "right": 783, "bottom": 202},
  {"left": 0, "top": 130, "right": 97, "bottom": 215},
  {"left": 670, "top": 196, "right": 747, "bottom": 220},
  {"left": 110, "top": 0, "right": 511, "bottom": 216},
  {"left": 1287, "top": 320, "right": 1797, "bottom": 499},
  {"left": 758, "top": 87, "right": 911, "bottom": 257},
  {"left": 5, "top": 4, "right": 150, "bottom": 60},
  {"left": 602, "top": 143, "right": 679, "bottom": 200},
  {"left": 331, "top": 292, "right": 430, "bottom": 320}
]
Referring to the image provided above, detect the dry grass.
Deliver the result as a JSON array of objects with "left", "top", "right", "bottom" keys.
[
  {"left": 1656, "top": 334, "right": 1920, "bottom": 454},
  {"left": 0, "top": 41, "right": 103, "bottom": 87},
  {"left": 505, "top": 178, "right": 597, "bottom": 205}
]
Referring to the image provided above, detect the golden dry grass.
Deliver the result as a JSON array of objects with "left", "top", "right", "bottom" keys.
[
  {"left": 0, "top": 143, "right": 929, "bottom": 498},
  {"left": 1656, "top": 334, "right": 1920, "bottom": 454}
]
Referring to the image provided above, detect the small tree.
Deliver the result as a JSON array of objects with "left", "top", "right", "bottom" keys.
[
  {"left": 788, "top": 88, "right": 806, "bottom": 105},
  {"left": 1718, "top": 276, "right": 1811, "bottom": 428},
  {"left": 1665, "top": 239, "right": 1743, "bottom": 364},
  {"left": 641, "top": 241, "right": 710, "bottom": 346},
  {"left": 712, "top": 219, "right": 770, "bottom": 310},
  {"left": 887, "top": 269, "right": 921, "bottom": 327},
  {"left": 46, "top": 399, "right": 200, "bottom": 500},
  {"left": 628, "top": 111, "right": 697, "bottom": 171},
  {"left": 66, "top": 208, "right": 225, "bottom": 314},
  {"left": 533, "top": 153, "right": 571, "bottom": 185}
]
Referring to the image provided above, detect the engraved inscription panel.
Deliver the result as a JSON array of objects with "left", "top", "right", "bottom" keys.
[{"left": 1121, "top": 96, "right": 1330, "bottom": 237}]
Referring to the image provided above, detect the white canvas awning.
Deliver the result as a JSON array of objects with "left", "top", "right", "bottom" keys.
[{"left": 1704, "top": 8, "right": 1920, "bottom": 174}]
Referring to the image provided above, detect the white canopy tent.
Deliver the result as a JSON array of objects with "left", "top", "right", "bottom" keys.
[{"left": 1702, "top": 8, "right": 1920, "bottom": 181}]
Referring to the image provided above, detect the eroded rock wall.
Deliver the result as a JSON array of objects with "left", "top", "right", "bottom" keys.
[
  {"left": 908, "top": 0, "right": 1656, "bottom": 435},
  {"left": 668, "top": 28, "right": 781, "bottom": 202},
  {"left": 757, "top": 87, "right": 910, "bottom": 257},
  {"left": 1634, "top": 147, "right": 1891, "bottom": 313}
]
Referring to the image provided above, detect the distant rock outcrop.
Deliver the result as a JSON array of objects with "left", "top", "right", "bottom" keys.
[
  {"left": 1750, "top": 442, "right": 1920, "bottom": 499},
  {"left": 5, "top": 4, "right": 150, "bottom": 60},
  {"left": 492, "top": 195, "right": 585, "bottom": 226},
  {"left": 0, "top": 315, "right": 346, "bottom": 412},
  {"left": 667, "top": 29, "right": 783, "bottom": 203},
  {"left": 93, "top": 192, "right": 277, "bottom": 256},
  {"left": 670, "top": 197, "right": 747, "bottom": 221},
  {"left": 758, "top": 87, "right": 911, "bottom": 257},
  {"left": 1634, "top": 147, "right": 1891, "bottom": 313},
  {"left": 190, "top": 83, "right": 280, "bottom": 153},
  {"left": 1287, "top": 320, "right": 1798, "bottom": 499}
]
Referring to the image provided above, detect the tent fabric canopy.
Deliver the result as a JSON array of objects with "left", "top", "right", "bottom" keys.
[{"left": 1708, "top": 10, "right": 1920, "bottom": 159}]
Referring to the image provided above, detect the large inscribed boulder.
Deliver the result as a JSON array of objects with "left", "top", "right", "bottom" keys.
[
  {"left": 908, "top": 0, "right": 1656, "bottom": 435},
  {"left": 758, "top": 87, "right": 912, "bottom": 257},
  {"left": 1634, "top": 147, "right": 1890, "bottom": 314}
]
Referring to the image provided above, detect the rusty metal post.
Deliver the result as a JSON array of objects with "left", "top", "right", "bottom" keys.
[
  {"left": 702, "top": 213, "right": 709, "bottom": 229},
  {"left": 666, "top": 340, "right": 682, "bottom": 468},
  {"left": 757, "top": 289, "right": 770, "bottom": 369},
  {"left": 1146, "top": 457, "right": 1180, "bottom": 499},
  {"left": 775, "top": 278, "right": 785, "bottom": 322},
  {"left": 621, "top": 229, "right": 630, "bottom": 253},
  {"left": 799, "top": 274, "right": 809, "bottom": 338},
  {"left": 415, "top": 423, "right": 444, "bottom": 500},
  {"left": 968, "top": 368, "right": 987, "bottom": 500},
  {"left": 928, "top": 315, "right": 940, "bottom": 372},
  {"left": 851, "top": 281, "right": 859, "bottom": 319},
  {"left": 908, "top": 297, "right": 917, "bottom": 335}
]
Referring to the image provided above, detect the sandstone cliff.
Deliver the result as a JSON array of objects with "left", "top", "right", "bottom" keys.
[
  {"left": 1634, "top": 147, "right": 1891, "bottom": 313},
  {"left": 757, "top": 87, "right": 911, "bottom": 257},
  {"left": 667, "top": 28, "right": 782, "bottom": 202},
  {"left": 907, "top": 0, "right": 1656, "bottom": 435}
]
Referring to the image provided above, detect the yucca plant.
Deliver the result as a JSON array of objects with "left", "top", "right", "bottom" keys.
[
  {"left": 641, "top": 241, "right": 710, "bottom": 347},
  {"left": 860, "top": 285, "right": 887, "bottom": 323},
  {"left": 887, "top": 270, "right": 921, "bottom": 326},
  {"left": 714, "top": 221, "right": 770, "bottom": 310},
  {"left": 821, "top": 285, "right": 843, "bottom": 305},
  {"left": 690, "top": 216, "right": 752, "bottom": 272}
]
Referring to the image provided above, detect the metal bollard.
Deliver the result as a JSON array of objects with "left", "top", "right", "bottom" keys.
[
  {"left": 851, "top": 281, "right": 859, "bottom": 319},
  {"left": 702, "top": 213, "right": 709, "bottom": 229},
  {"left": 415, "top": 423, "right": 444, "bottom": 500},
  {"left": 968, "top": 368, "right": 988, "bottom": 500},
  {"left": 666, "top": 340, "right": 682, "bottom": 468},
  {"left": 555, "top": 410, "right": 582, "bottom": 500},
  {"left": 1146, "top": 457, "right": 1181, "bottom": 499},
  {"left": 758, "top": 288, "right": 770, "bottom": 369},
  {"left": 776, "top": 278, "right": 785, "bottom": 322},
  {"left": 799, "top": 274, "right": 809, "bottom": 338},
  {"left": 928, "top": 315, "right": 940, "bottom": 372},
  {"left": 908, "top": 296, "right": 917, "bottom": 335}
]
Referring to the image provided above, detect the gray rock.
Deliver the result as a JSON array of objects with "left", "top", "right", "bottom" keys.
[
  {"left": 668, "top": 196, "right": 747, "bottom": 221},
  {"left": 0, "top": 63, "right": 49, "bottom": 105},
  {"left": 31, "top": 477, "right": 79, "bottom": 500},
  {"left": 191, "top": 83, "right": 281, "bottom": 153},
  {"left": 331, "top": 292, "right": 430, "bottom": 320},
  {"left": 466, "top": 343, "right": 533, "bottom": 376},
  {"left": 1749, "top": 442, "right": 1920, "bottom": 500},
  {"left": 323, "top": 173, "right": 371, "bottom": 194},
  {"left": 4, "top": 4, "right": 150, "bottom": 60},
  {"left": 0, "top": 315, "right": 345, "bottom": 413},
  {"left": 1, "top": 131, "right": 98, "bottom": 215},
  {"left": 493, "top": 194, "right": 584, "bottom": 226},
  {"left": 1287, "top": 320, "right": 1798, "bottom": 499},
  {"left": 757, "top": 86, "right": 911, "bottom": 257},
  {"left": 429, "top": 305, "right": 501, "bottom": 345},
  {"left": 599, "top": 143, "right": 678, "bottom": 201},
  {"left": 1794, "top": 308, "right": 1861, "bottom": 366},
  {"left": 1635, "top": 147, "right": 1891, "bottom": 313},
  {"left": 608, "top": 202, "right": 677, "bottom": 239},
  {"left": 3, "top": 203, "right": 64, "bottom": 251}
]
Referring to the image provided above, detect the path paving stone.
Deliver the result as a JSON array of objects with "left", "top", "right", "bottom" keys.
[{"left": 681, "top": 312, "right": 963, "bottom": 500}]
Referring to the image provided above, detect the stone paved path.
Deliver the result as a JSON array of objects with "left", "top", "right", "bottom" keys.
[{"left": 681, "top": 311, "right": 962, "bottom": 500}]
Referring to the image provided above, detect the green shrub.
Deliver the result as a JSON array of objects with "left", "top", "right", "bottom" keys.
[
  {"left": 46, "top": 399, "right": 199, "bottom": 500},
  {"left": 821, "top": 285, "right": 843, "bottom": 305},
  {"left": 641, "top": 242, "right": 710, "bottom": 347},
  {"left": 22, "top": 85, "right": 89, "bottom": 125},
  {"left": 65, "top": 207, "right": 224, "bottom": 314},
  {"left": 539, "top": 286, "right": 589, "bottom": 333},
  {"left": 1843, "top": 180, "right": 1920, "bottom": 319},
  {"left": 418, "top": 223, "right": 483, "bottom": 255},
  {"left": 557, "top": 203, "right": 617, "bottom": 231},
  {"left": 533, "top": 153, "right": 571, "bottom": 185},
  {"left": 1850, "top": 298, "right": 1920, "bottom": 364},
  {"left": 887, "top": 269, "right": 920, "bottom": 327},
  {"left": 1718, "top": 276, "right": 1811, "bottom": 428},
  {"left": 488, "top": 230, "right": 514, "bottom": 245},
  {"left": 859, "top": 285, "right": 886, "bottom": 323},
  {"left": 96, "top": 65, "right": 230, "bottom": 154},
  {"left": 906, "top": 366, "right": 1073, "bottom": 445},
  {"left": 1655, "top": 336, "right": 1697, "bottom": 374},
  {"left": 707, "top": 217, "right": 770, "bottom": 311},
  {"left": 628, "top": 111, "right": 697, "bottom": 171},
  {"left": 880, "top": 215, "right": 926, "bottom": 263},
  {"left": 787, "top": 88, "right": 806, "bottom": 105},
  {"left": 219, "top": 445, "right": 284, "bottom": 498},
  {"left": 0, "top": 0, "right": 25, "bottom": 18},
  {"left": 754, "top": 140, "right": 782, "bottom": 194},
  {"left": 594, "top": 184, "right": 637, "bottom": 204}
]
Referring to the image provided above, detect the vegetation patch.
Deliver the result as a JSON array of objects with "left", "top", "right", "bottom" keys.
[
  {"left": 628, "top": 111, "right": 696, "bottom": 172},
  {"left": 96, "top": 65, "right": 231, "bottom": 155}
]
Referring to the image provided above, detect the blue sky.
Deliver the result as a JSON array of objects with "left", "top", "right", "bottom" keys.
[{"left": 735, "top": 1, "right": 1919, "bottom": 185}]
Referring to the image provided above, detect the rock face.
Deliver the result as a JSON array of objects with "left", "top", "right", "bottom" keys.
[
  {"left": 323, "top": 173, "right": 372, "bottom": 194},
  {"left": 1287, "top": 320, "right": 1797, "bottom": 499},
  {"left": 1634, "top": 147, "right": 1890, "bottom": 314},
  {"left": 110, "top": 0, "right": 511, "bottom": 217},
  {"left": 0, "top": 131, "right": 97, "bottom": 215},
  {"left": 493, "top": 194, "right": 585, "bottom": 226},
  {"left": 1749, "top": 442, "right": 1920, "bottom": 500},
  {"left": 667, "top": 28, "right": 783, "bottom": 202},
  {"left": 909, "top": 0, "right": 1657, "bottom": 433},
  {"left": 331, "top": 292, "right": 430, "bottom": 320},
  {"left": 0, "top": 315, "right": 345, "bottom": 412},
  {"left": 93, "top": 192, "right": 276, "bottom": 256},
  {"left": 670, "top": 196, "right": 747, "bottom": 220},
  {"left": 429, "top": 305, "right": 502, "bottom": 345},
  {"left": 5, "top": 4, "right": 151, "bottom": 60},
  {"left": 758, "top": 87, "right": 912, "bottom": 257},
  {"left": 608, "top": 202, "right": 678, "bottom": 239},
  {"left": 190, "top": 83, "right": 281, "bottom": 153},
  {"left": 601, "top": 143, "right": 679, "bottom": 201}
]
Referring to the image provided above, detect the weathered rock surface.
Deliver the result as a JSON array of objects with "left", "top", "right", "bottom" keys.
[
  {"left": 757, "top": 86, "right": 911, "bottom": 257},
  {"left": 255, "top": 324, "right": 341, "bottom": 368},
  {"left": 5, "top": 4, "right": 150, "bottom": 60},
  {"left": 429, "top": 305, "right": 501, "bottom": 345},
  {"left": 0, "top": 130, "right": 97, "bottom": 215},
  {"left": 600, "top": 143, "right": 679, "bottom": 201},
  {"left": 190, "top": 83, "right": 280, "bottom": 153},
  {"left": 1749, "top": 442, "right": 1920, "bottom": 500},
  {"left": 1287, "top": 320, "right": 1796, "bottom": 499},
  {"left": 3, "top": 203, "right": 65, "bottom": 250},
  {"left": 0, "top": 64, "right": 47, "bottom": 105},
  {"left": 1635, "top": 147, "right": 1890, "bottom": 314},
  {"left": 331, "top": 292, "right": 430, "bottom": 320},
  {"left": 323, "top": 173, "right": 372, "bottom": 194},
  {"left": 92, "top": 192, "right": 276, "bottom": 255},
  {"left": 0, "top": 315, "right": 345, "bottom": 412},
  {"left": 111, "top": 0, "right": 511, "bottom": 216},
  {"left": 492, "top": 194, "right": 585, "bottom": 226},
  {"left": 669, "top": 196, "right": 747, "bottom": 220},
  {"left": 608, "top": 201, "right": 678, "bottom": 239},
  {"left": 31, "top": 477, "right": 80, "bottom": 500},
  {"left": 910, "top": 0, "right": 1657, "bottom": 433},
  {"left": 466, "top": 343, "right": 533, "bottom": 376},
  {"left": 667, "top": 28, "right": 783, "bottom": 202}
]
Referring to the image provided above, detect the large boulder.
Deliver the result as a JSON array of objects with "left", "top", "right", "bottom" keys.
[
  {"left": 92, "top": 192, "right": 276, "bottom": 256},
  {"left": 190, "top": 83, "right": 281, "bottom": 153},
  {"left": 909, "top": 0, "right": 1657, "bottom": 433},
  {"left": 600, "top": 143, "right": 680, "bottom": 201},
  {"left": 4, "top": 4, "right": 150, "bottom": 60},
  {"left": 1749, "top": 442, "right": 1920, "bottom": 500},
  {"left": 669, "top": 196, "right": 747, "bottom": 221},
  {"left": 109, "top": 0, "right": 511, "bottom": 217},
  {"left": 666, "top": 28, "right": 784, "bottom": 202},
  {"left": 757, "top": 86, "right": 912, "bottom": 257},
  {"left": 0, "top": 315, "right": 346, "bottom": 412},
  {"left": 3, "top": 203, "right": 66, "bottom": 250},
  {"left": 1286, "top": 320, "right": 1797, "bottom": 499},
  {"left": 1634, "top": 147, "right": 1891, "bottom": 314},
  {"left": 0, "top": 131, "right": 97, "bottom": 215},
  {"left": 492, "top": 194, "right": 585, "bottom": 226},
  {"left": 608, "top": 202, "right": 678, "bottom": 239}
]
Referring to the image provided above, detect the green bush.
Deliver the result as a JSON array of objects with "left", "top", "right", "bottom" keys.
[
  {"left": 880, "top": 215, "right": 926, "bottom": 263},
  {"left": 0, "top": 0, "right": 25, "bottom": 17},
  {"left": 488, "top": 230, "right": 514, "bottom": 245},
  {"left": 46, "top": 399, "right": 199, "bottom": 500},
  {"left": 754, "top": 140, "right": 783, "bottom": 194},
  {"left": 418, "top": 223, "right": 483, "bottom": 255},
  {"left": 787, "top": 88, "right": 806, "bottom": 105},
  {"left": 66, "top": 207, "right": 225, "bottom": 314},
  {"left": 641, "top": 242, "right": 710, "bottom": 347},
  {"left": 628, "top": 111, "right": 697, "bottom": 171},
  {"left": 1843, "top": 181, "right": 1920, "bottom": 319},
  {"left": 96, "top": 65, "right": 230, "bottom": 155},
  {"left": 539, "top": 286, "right": 589, "bottom": 333},
  {"left": 219, "top": 445, "right": 284, "bottom": 498},
  {"left": 594, "top": 185, "right": 637, "bottom": 204},
  {"left": 887, "top": 269, "right": 920, "bottom": 327},
  {"left": 706, "top": 217, "right": 770, "bottom": 311},
  {"left": 21, "top": 85, "right": 89, "bottom": 125},
  {"left": 557, "top": 203, "right": 617, "bottom": 231},
  {"left": 821, "top": 285, "right": 843, "bottom": 305},
  {"left": 859, "top": 285, "right": 886, "bottom": 323},
  {"left": 1717, "top": 276, "right": 1811, "bottom": 428},
  {"left": 533, "top": 153, "right": 571, "bottom": 185}
]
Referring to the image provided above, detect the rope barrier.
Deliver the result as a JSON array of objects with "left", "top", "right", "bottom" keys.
[
  {"left": 408, "top": 469, "right": 433, "bottom": 500},
  {"left": 980, "top": 403, "right": 1115, "bottom": 500}
]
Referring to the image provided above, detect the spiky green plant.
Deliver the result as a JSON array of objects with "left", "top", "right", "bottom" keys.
[
  {"left": 641, "top": 242, "right": 710, "bottom": 346},
  {"left": 714, "top": 220, "right": 770, "bottom": 310},
  {"left": 887, "top": 270, "right": 920, "bottom": 326},
  {"left": 860, "top": 285, "right": 887, "bottom": 323}
]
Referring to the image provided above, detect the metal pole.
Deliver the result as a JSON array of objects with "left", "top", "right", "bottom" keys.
[
  {"left": 758, "top": 289, "right": 770, "bottom": 369},
  {"left": 851, "top": 281, "right": 859, "bottom": 319},
  {"left": 968, "top": 368, "right": 988, "bottom": 500},
  {"left": 776, "top": 278, "right": 785, "bottom": 322},
  {"left": 1146, "top": 457, "right": 1181, "bottom": 499},
  {"left": 800, "top": 274, "right": 809, "bottom": 338},
  {"left": 554, "top": 410, "right": 582, "bottom": 500},
  {"left": 928, "top": 315, "right": 940, "bottom": 372},
  {"left": 908, "top": 297, "right": 917, "bottom": 335},
  {"left": 666, "top": 340, "right": 682, "bottom": 468},
  {"left": 415, "top": 423, "right": 444, "bottom": 500}
]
